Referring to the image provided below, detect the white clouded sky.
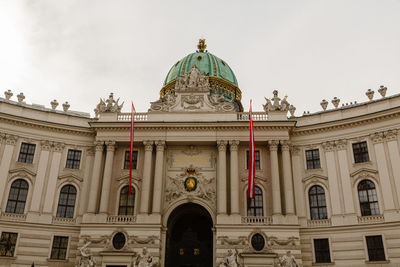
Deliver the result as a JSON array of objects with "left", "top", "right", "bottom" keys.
[{"left": 1, "top": 0, "right": 399, "bottom": 115}]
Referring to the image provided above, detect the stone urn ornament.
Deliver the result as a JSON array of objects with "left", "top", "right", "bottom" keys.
[
  {"left": 50, "top": 99, "right": 59, "bottom": 110},
  {"left": 63, "top": 101, "right": 70, "bottom": 112},
  {"left": 378, "top": 85, "right": 387, "bottom": 97},
  {"left": 320, "top": 99, "right": 328, "bottom": 111},
  {"left": 365, "top": 89, "right": 374, "bottom": 101},
  {"left": 17, "top": 93, "right": 25, "bottom": 103},
  {"left": 331, "top": 97, "right": 340, "bottom": 108},
  {"left": 4, "top": 90, "right": 13, "bottom": 100}
]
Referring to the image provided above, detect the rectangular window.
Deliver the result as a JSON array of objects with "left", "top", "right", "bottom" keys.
[
  {"left": 50, "top": 236, "right": 69, "bottom": 260},
  {"left": 124, "top": 150, "right": 138, "bottom": 169},
  {"left": 306, "top": 149, "right": 321, "bottom": 169},
  {"left": 0, "top": 232, "right": 18, "bottom": 257},
  {"left": 65, "top": 149, "right": 82, "bottom": 169},
  {"left": 314, "top": 238, "right": 331, "bottom": 263},
  {"left": 353, "top": 141, "right": 369, "bottom": 163},
  {"left": 17, "top": 143, "right": 36, "bottom": 163},
  {"left": 366, "top": 235, "right": 386, "bottom": 261},
  {"left": 246, "top": 150, "right": 261, "bottom": 170}
]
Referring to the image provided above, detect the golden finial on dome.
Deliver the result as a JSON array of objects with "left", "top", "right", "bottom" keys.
[{"left": 197, "top": 39, "right": 207, "bottom": 52}]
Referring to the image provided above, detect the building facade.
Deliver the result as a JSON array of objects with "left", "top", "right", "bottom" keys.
[{"left": 1, "top": 41, "right": 400, "bottom": 267}]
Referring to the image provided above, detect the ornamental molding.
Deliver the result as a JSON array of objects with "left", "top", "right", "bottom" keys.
[
  {"left": 218, "top": 236, "right": 248, "bottom": 246},
  {"left": 350, "top": 167, "right": 378, "bottom": 177},
  {"left": 8, "top": 167, "right": 37, "bottom": 184},
  {"left": 129, "top": 235, "right": 158, "bottom": 245},
  {"left": 182, "top": 145, "right": 201, "bottom": 156},
  {"left": 350, "top": 168, "right": 378, "bottom": 186},
  {"left": 58, "top": 173, "right": 83, "bottom": 183},
  {"left": 302, "top": 174, "right": 328, "bottom": 183}
]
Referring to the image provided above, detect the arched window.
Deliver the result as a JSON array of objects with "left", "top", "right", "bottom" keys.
[
  {"left": 247, "top": 186, "right": 263, "bottom": 216},
  {"left": 56, "top": 185, "right": 77, "bottom": 218},
  {"left": 358, "top": 180, "right": 380, "bottom": 216},
  {"left": 5, "top": 179, "right": 29, "bottom": 214},
  {"left": 118, "top": 186, "right": 135, "bottom": 215},
  {"left": 309, "top": 185, "right": 328, "bottom": 220}
]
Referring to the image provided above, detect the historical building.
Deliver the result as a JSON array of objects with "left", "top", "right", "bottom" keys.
[{"left": 1, "top": 40, "right": 400, "bottom": 267}]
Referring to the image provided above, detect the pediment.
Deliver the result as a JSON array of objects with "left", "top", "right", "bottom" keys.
[
  {"left": 58, "top": 173, "right": 83, "bottom": 182},
  {"left": 9, "top": 167, "right": 37, "bottom": 177},
  {"left": 302, "top": 174, "right": 328, "bottom": 183},
  {"left": 350, "top": 168, "right": 378, "bottom": 177},
  {"left": 117, "top": 172, "right": 142, "bottom": 181}
]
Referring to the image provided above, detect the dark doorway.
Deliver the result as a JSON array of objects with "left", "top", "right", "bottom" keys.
[{"left": 165, "top": 203, "right": 213, "bottom": 267}]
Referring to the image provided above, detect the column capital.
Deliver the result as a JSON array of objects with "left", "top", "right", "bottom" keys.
[
  {"left": 370, "top": 132, "right": 384, "bottom": 144},
  {"left": 52, "top": 142, "right": 65, "bottom": 152},
  {"left": 385, "top": 129, "right": 398, "bottom": 142},
  {"left": 94, "top": 141, "right": 104, "bottom": 151},
  {"left": 40, "top": 140, "right": 51, "bottom": 151},
  {"left": 217, "top": 140, "right": 227, "bottom": 151},
  {"left": 322, "top": 141, "right": 335, "bottom": 152},
  {"left": 229, "top": 140, "right": 240, "bottom": 151},
  {"left": 5, "top": 134, "right": 17, "bottom": 146},
  {"left": 86, "top": 146, "right": 96, "bottom": 156},
  {"left": 105, "top": 141, "right": 116, "bottom": 152},
  {"left": 156, "top": 140, "right": 166, "bottom": 151},
  {"left": 268, "top": 140, "right": 279, "bottom": 151},
  {"left": 143, "top": 140, "right": 154, "bottom": 151},
  {"left": 290, "top": 145, "right": 301, "bottom": 156},
  {"left": 334, "top": 139, "right": 347, "bottom": 150},
  {"left": 280, "top": 140, "right": 291, "bottom": 151}
]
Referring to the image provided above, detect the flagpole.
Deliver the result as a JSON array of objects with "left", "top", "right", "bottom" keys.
[
  {"left": 248, "top": 100, "right": 255, "bottom": 199},
  {"left": 129, "top": 102, "right": 135, "bottom": 195}
]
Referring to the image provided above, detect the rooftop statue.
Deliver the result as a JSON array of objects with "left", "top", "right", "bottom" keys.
[{"left": 94, "top": 93, "right": 124, "bottom": 117}]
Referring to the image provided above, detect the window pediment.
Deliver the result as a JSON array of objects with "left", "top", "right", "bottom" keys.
[
  {"left": 58, "top": 173, "right": 83, "bottom": 183},
  {"left": 302, "top": 174, "right": 328, "bottom": 183},
  {"left": 8, "top": 167, "right": 36, "bottom": 183}
]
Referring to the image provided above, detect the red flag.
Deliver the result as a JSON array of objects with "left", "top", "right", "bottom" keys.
[
  {"left": 129, "top": 102, "right": 135, "bottom": 195},
  {"left": 248, "top": 100, "right": 255, "bottom": 199}
]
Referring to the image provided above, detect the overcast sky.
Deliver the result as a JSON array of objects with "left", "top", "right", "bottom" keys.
[{"left": 1, "top": 0, "right": 399, "bottom": 116}]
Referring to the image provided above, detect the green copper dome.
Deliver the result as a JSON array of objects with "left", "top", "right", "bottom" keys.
[
  {"left": 160, "top": 40, "right": 242, "bottom": 110},
  {"left": 163, "top": 51, "right": 238, "bottom": 86}
]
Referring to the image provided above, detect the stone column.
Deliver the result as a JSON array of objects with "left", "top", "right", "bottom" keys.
[
  {"left": 217, "top": 140, "right": 227, "bottom": 214},
  {"left": 0, "top": 134, "right": 17, "bottom": 210},
  {"left": 43, "top": 143, "right": 64, "bottom": 213},
  {"left": 371, "top": 133, "right": 396, "bottom": 210},
  {"left": 79, "top": 147, "right": 95, "bottom": 215},
  {"left": 386, "top": 130, "right": 400, "bottom": 206},
  {"left": 291, "top": 146, "right": 306, "bottom": 218},
  {"left": 139, "top": 141, "right": 154, "bottom": 214},
  {"left": 30, "top": 141, "right": 51, "bottom": 212},
  {"left": 269, "top": 140, "right": 281, "bottom": 215},
  {"left": 336, "top": 140, "right": 355, "bottom": 214},
  {"left": 152, "top": 140, "right": 165, "bottom": 214},
  {"left": 87, "top": 141, "right": 104, "bottom": 214},
  {"left": 229, "top": 140, "right": 240, "bottom": 215},
  {"left": 323, "top": 142, "right": 342, "bottom": 216},
  {"left": 99, "top": 141, "right": 116, "bottom": 214},
  {"left": 281, "top": 141, "right": 294, "bottom": 215}
]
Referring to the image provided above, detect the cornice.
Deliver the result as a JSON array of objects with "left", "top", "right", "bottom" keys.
[
  {"left": 292, "top": 107, "right": 400, "bottom": 136},
  {"left": 0, "top": 113, "right": 94, "bottom": 137}
]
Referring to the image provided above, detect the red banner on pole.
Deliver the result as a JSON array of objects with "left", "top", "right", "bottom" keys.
[
  {"left": 129, "top": 102, "right": 135, "bottom": 195},
  {"left": 248, "top": 100, "right": 255, "bottom": 199}
]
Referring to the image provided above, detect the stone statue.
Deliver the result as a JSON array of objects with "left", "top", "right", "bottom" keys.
[
  {"left": 188, "top": 65, "right": 201, "bottom": 87},
  {"left": 135, "top": 247, "right": 158, "bottom": 267},
  {"left": 279, "top": 251, "right": 297, "bottom": 267},
  {"left": 77, "top": 241, "right": 96, "bottom": 267},
  {"left": 94, "top": 93, "right": 124, "bottom": 117},
  {"left": 218, "top": 249, "right": 240, "bottom": 267},
  {"left": 263, "top": 90, "right": 291, "bottom": 113}
]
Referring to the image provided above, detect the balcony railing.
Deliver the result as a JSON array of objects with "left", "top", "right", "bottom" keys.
[
  {"left": 307, "top": 218, "right": 332, "bottom": 227},
  {"left": 357, "top": 215, "right": 384, "bottom": 224},
  {"left": 237, "top": 112, "right": 268, "bottom": 121},
  {"left": 52, "top": 217, "right": 76, "bottom": 225},
  {"left": 241, "top": 216, "right": 273, "bottom": 225},
  {"left": 107, "top": 215, "right": 136, "bottom": 224},
  {"left": 117, "top": 113, "right": 148, "bottom": 121},
  {"left": 0, "top": 212, "right": 27, "bottom": 222}
]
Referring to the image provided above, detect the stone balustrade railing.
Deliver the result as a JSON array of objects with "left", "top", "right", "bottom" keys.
[
  {"left": 117, "top": 113, "right": 148, "bottom": 121},
  {"left": 237, "top": 112, "right": 268, "bottom": 121},
  {"left": 0, "top": 212, "right": 27, "bottom": 222},
  {"left": 52, "top": 217, "right": 76, "bottom": 225},
  {"left": 107, "top": 215, "right": 136, "bottom": 224},
  {"left": 357, "top": 215, "right": 384, "bottom": 224},
  {"left": 307, "top": 218, "right": 332, "bottom": 228},
  {"left": 241, "top": 216, "right": 273, "bottom": 225}
]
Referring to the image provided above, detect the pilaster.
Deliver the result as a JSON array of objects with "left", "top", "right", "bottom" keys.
[
  {"left": 139, "top": 140, "right": 154, "bottom": 214},
  {"left": 152, "top": 140, "right": 166, "bottom": 214},
  {"left": 269, "top": 140, "right": 282, "bottom": 216},
  {"left": 87, "top": 141, "right": 104, "bottom": 214},
  {"left": 0, "top": 134, "right": 17, "bottom": 211},
  {"left": 281, "top": 140, "right": 294, "bottom": 215},
  {"left": 229, "top": 140, "right": 240, "bottom": 216},
  {"left": 217, "top": 140, "right": 227, "bottom": 215},
  {"left": 99, "top": 141, "right": 116, "bottom": 214}
]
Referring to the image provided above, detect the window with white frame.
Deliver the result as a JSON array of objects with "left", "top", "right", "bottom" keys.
[
  {"left": 358, "top": 180, "right": 380, "bottom": 216},
  {"left": 56, "top": 185, "right": 77, "bottom": 218},
  {"left": 18, "top": 143, "right": 36, "bottom": 163},
  {"left": 5, "top": 179, "right": 29, "bottom": 214},
  {"left": 308, "top": 185, "right": 328, "bottom": 220},
  {"left": 305, "top": 149, "right": 321, "bottom": 169}
]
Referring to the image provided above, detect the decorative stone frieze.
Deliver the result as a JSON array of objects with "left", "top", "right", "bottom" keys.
[
  {"left": 218, "top": 236, "right": 248, "bottom": 246},
  {"left": 130, "top": 235, "right": 158, "bottom": 245},
  {"left": 182, "top": 145, "right": 200, "bottom": 156}
]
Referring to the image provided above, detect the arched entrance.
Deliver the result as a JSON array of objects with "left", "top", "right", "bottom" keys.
[{"left": 165, "top": 203, "right": 213, "bottom": 267}]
